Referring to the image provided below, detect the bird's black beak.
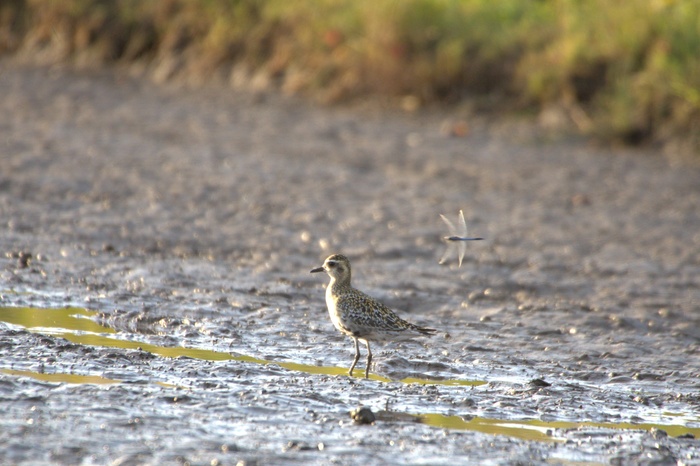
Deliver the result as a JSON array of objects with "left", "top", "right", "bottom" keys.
[{"left": 310, "top": 266, "right": 324, "bottom": 273}]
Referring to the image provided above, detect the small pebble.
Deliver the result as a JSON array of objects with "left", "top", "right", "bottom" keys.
[{"left": 350, "top": 406, "right": 375, "bottom": 425}]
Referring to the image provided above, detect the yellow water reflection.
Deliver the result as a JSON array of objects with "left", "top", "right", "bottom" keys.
[
  {"left": 402, "top": 377, "right": 486, "bottom": 387},
  {"left": 0, "top": 306, "right": 114, "bottom": 336},
  {"left": 1, "top": 368, "right": 120, "bottom": 385},
  {"left": 420, "top": 414, "right": 562, "bottom": 442},
  {"left": 419, "top": 413, "right": 700, "bottom": 440}
]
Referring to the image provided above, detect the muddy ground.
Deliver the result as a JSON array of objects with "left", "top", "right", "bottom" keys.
[{"left": 1, "top": 62, "right": 699, "bottom": 465}]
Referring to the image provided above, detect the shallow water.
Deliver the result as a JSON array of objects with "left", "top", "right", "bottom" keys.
[
  {"left": 1, "top": 64, "right": 700, "bottom": 465},
  {"left": 2, "top": 305, "right": 699, "bottom": 446}
]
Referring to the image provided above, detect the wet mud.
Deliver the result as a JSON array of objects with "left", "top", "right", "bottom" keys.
[{"left": 1, "top": 63, "right": 699, "bottom": 465}]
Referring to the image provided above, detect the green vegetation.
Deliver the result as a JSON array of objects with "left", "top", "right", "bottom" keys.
[{"left": 2, "top": 0, "right": 699, "bottom": 150}]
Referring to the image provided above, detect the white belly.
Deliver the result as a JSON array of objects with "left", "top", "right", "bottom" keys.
[{"left": 325, "top": 285, "right": 350, "bottom": 335}]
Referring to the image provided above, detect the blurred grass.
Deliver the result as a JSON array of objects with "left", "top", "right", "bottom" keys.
[{"left": 1, "top": 0, "right": 699, "bottom": 150}]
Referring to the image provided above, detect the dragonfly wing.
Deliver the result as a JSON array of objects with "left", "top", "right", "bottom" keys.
[
  {"left": 457, "top": 240, "right": 466, "bottom": 267},
  {"left": 457, "top": 209, "right": 467, "bottom": 238},
  {"left": 440, "top": 214, "right": 457, "bottom": 237},
  {"left": 439, "top": 242, "right": 454, "bottom": 265}
]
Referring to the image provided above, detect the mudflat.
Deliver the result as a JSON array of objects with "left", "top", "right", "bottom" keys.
[{"left": 1, "top": 63, "right": 699, "bottom": 465}]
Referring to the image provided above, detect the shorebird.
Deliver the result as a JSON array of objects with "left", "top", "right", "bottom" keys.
[
  {"left": 310, "top": 254, "right": 436, "bottom": 378},
  {"left": 439, "top": 210, "right": 483, "bottom": 267}
]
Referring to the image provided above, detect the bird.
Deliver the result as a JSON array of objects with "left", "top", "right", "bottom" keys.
[
  {"left": 310, "top": 254, "right": 436, "bottom": 378},
  {"left": 439, "top": 209, "right": 483, "bottom": 267}
]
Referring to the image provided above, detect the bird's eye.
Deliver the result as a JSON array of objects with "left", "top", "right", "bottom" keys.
[{"left": 327, "top": 261, "right": 336, "bottom": 268}]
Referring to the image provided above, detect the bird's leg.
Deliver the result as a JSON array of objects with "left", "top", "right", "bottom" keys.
[
  {"left": 364, "top": 340, "right": 372, "bottom": 379},
  {"left": 349, "top": 337, "right": 361, "bottom": 377}
]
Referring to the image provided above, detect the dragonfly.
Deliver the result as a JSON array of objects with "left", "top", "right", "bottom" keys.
[{"left": 439, "top": 210, "right": 483, "bottom": 267}]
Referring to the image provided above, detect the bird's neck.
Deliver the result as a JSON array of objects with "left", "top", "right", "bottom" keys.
[{"left": 329, "top": 274, "right": 351, "bottom": 291}]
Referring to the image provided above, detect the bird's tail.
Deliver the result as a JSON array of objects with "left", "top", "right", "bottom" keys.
[{"left": 412, "top": 324, "right": 437, "bottom": 336}]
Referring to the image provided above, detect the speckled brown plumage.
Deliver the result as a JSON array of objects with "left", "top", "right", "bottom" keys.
[{"left": 310, "top": 253, "right": 436, "bottom": 378}]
